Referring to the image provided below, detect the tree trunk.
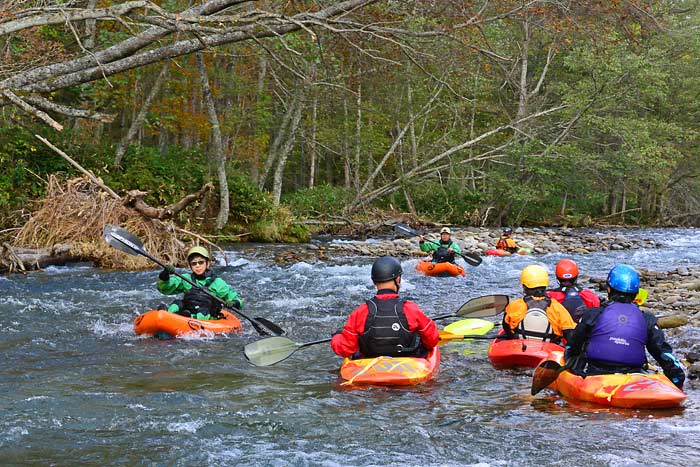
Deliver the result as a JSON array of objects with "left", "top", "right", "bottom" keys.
[
  {"left": 308, "top": 93, "right": 318, "bottom": 188},
  {"left": 114, "top": 61, "right": 170, "bottom": 167},
  {"left": 343, "top": 98, "right": 351, "bottom": 189},
  {"left": 272, "top": 87, "right": 306, "bottom": 205},
  {"left": 84, "top": 0, "right": 98, "bottom": 50},
  {"left": 354, "top": 82, "right": 362, "bottom": 192},
  {"left": 197, "top": 53, "right": 229, "bottom": 229},
  {"left": 250, "top": 54, "right": 267, "bottom": 186}
]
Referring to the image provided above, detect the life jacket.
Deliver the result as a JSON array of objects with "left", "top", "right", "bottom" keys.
[
  {"left": 518, "top": 296, "right": 560, "bottom": 343},
  {"left": 553, "top": 285, "right": 586, "bottom": 322},
  {"left": 358, "top": 296, "right": 420, "bottom": 357},
  {"left": 432, "top": 240, "right": 456, "bottom": 263},
  {"left": 182, "top": 272, "right": 223, "bottom": 318},
  {"left": 586, "top": 302, "right": 647, "bottom": 367},
  {"left": 496, "top": 236, "right": 517, "bottom": 253}
]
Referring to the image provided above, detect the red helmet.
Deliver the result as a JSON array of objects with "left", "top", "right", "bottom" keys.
[{"left": 555, "top": 259, "right": 579, "bottom": 280}]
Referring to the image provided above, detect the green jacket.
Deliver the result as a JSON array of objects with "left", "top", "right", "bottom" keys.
[
  {"left": 157, "top": 271, "right": 243, "bottom": 320},
  {"left": 419, "top": 239, "right": 462, "bottom": 255}
]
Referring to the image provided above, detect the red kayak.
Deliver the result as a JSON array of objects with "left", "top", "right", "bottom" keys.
[
  {"left": 488, "top": 335, "right": 564, "bottom": 369},
  {"left": 486, "top": 248, "right": 532, "bottom": 256}
]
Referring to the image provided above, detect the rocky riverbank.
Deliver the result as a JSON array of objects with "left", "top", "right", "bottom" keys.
[{"left": 286, "top": 226, "right": 660, "bottom": 261}]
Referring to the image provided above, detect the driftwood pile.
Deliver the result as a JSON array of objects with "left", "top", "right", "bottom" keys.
[{"left": 1, "top": 175, "right": 213, "bottom": 272}]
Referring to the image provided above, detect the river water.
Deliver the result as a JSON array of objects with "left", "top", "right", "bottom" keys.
[{"left": 1, "top": 228, "right": 699, "bottom": 466}]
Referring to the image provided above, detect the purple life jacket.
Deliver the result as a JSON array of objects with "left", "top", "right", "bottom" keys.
[{"left": 586, "top": 302, "right": 647, "bottom": 367}]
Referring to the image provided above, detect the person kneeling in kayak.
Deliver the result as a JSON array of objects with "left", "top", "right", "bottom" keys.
[
  {"left": 565, "top": 264, "right": 685, "bottom": 389},
  {"left": 547, "top": 259, "right": 600, "bottom": 323},
  {"left": 495, "top": 227, "right": 519, "bottom": 254},
  {"left": 157, "top": 246, "right": 243, "bottom": 321},
  {"left": 331, "top": 256, "right": 439, "bottom": 359},
  {"left": 419, "top": 227, "right": 461, "bottom": 263},
  {"left": 503, "top": 265, "right": 575, "bottom": 344}
]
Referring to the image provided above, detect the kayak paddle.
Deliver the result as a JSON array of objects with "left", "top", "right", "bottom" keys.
[
  {"left": 244, "top": 295, "right": 507, "bottom": 366},
  {"left": 438, "top": 329, "right": 498, "bottom": 344},
  {"left": 531, "top": 357, "right": 578, "bottom": 396},
  {"left": 244, "top": 336, "right": 331, "bottom": 366},
  {"left": 633, "top": 288, "right": 648, "bottom": 305},
  {"left": 393, "top": 223, "right": 482, "bottom": 266},
  {"left": 103, "top": 224, "right": 285, "bottom": 337},
  {"left": 432, "top": 294, "right": 509, "bottom": 321}
]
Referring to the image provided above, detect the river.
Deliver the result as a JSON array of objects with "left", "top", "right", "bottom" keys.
[{"left": 1, "top": 228, "right": 699, "bottom": 466}]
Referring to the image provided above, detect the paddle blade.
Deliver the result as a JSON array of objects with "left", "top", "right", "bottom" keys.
[
  {"left": 531, "top": 360, "right": 565, "bottom": 395},
  {"left": 461, "top": 252, "right": 483, "bottom": 267},
  {"left": 455, "top": 295, "right": 509, "bottom": 318},
  {"left": 244, "top": 336, "right": 299, "bottom": 366},
  {"left": 438, "top": 330, "right": 497, "bottom": 344},
  {"left": 634, "top": 288, "right": 648, "bottom": 305},
  {"left": 393, "top": 223, "right": 418, "bottom": 237},
  {"left": 254, "top": 317, "right": 286, "bottom": 336},
  {"left": 104, "top": 224, "right": 146, "bottom": 256}
]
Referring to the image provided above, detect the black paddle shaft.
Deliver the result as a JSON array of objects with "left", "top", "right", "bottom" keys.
[
  {"left": 104, "top": 225, "right": 283, "bottom": 336},
  {"left": 393, "top": 224, "right": 482, "bottom": 266}
]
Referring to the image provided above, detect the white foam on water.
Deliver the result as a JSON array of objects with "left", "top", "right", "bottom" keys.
[
  {"left": 262, "top": 296, "right": 320, "bottom": 310},
  {"left": 659, "top": 422, "right": 700, "bottom": 433},
  {"left": 1, "top": 426, "right": 29, "bottom": 441},
  {"left": 24, "top": 396, "right": 50, "bottom": 401},
  {"left": 179, "top": 331, "right": 217, "bottom": 342},
  {"left": 166, "top": 419, "right": 204, "bottom": 434},
  {"left": 127, "top": 403, "right": 151, "bottom": 411},
  {"left": 91, "top": 318, "right": 134, "bottom": 337}
]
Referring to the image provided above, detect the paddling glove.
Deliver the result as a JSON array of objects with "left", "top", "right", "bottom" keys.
[
  {"left": 226, "top": 299, "right": 242, "bottom": 310},
  {"left": 665, "top": 366, "right": 685, "bottom": 390},
  {"left": 159, "top": 264, "right": 175, "bottom": 281}
]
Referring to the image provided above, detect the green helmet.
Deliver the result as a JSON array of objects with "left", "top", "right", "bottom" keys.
[{"left": 187, "top": 246, "right": 210, "bottom": 261}]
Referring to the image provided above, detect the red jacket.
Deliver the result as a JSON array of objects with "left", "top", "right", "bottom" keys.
[
  {"left": 547, "top": 288, "right": 600, "bottom": 309},
  {"left": 331, "top": 291, "right": 439, "bottom": 357}
]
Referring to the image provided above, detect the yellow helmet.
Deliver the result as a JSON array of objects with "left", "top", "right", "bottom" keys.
[
  {"left": 187, "top": 246, "right": 210, "bottom": 261},
  {"left": 520, "top": 265, "right": 549, "bottom": 289}
]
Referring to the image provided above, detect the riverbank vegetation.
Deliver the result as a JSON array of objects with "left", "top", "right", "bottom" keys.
[{"left": 2, "top": 1, "right": 700, "bottom": 245}]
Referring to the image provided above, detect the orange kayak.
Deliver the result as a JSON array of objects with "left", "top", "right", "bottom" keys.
[
  {"left": 547, "top": 352, "right": 686, "bottom": 409},
  {"left": 339, "top": 347, "right": 440, "bottom": 386},
  {"left": 488, "top": 336, "right": 564, "bottom": 369},
  {"left": 133, "top": 309, "right": 242, "bottom": 338},
  {"left": 415, "top": 260, "right": 465, "bottom": 277}
]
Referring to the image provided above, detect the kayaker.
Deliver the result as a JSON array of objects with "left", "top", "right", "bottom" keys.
[
  {"left": 331, "top": 256, "right": 439, "bottom": 359},
  {"left": 495, "top": 227, "right": 519, "bottom": 254},
  {"left": 502, "top": 265, "right": 576, "bottom": 344},
  {"left": 565, "top": 264, "right": 685, "bottom": 389},
  {"left": 156, "top": 246, "right": 243, "bottom": 320},
  {"left": 419, "top": 227, "right": 461, "bottom": 263},
  {"left": 547, "top": 259, "right": 600, "bottom": 322}
]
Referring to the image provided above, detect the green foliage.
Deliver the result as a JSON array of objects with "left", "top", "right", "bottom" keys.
[
  {"left": 248, "top": 206, "right": 310, "bottom": 242},
  {"left": 282, "top": 184, "right": 352, "bottom": 217},
  {"left": 103, "top": 146, "right": 209, "bottom": 207},
  {"left": 226, "top": 175, "right": 275, "bottom": 224}
]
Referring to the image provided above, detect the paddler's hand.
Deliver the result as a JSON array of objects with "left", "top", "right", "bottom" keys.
[
  {"left": 447, "top": 248, "right": 454, "bottom": 253},
  {"left": 226, "top": 299, "right": 242, "bottom": 310},
  {"left": 666, "top": 366, "right": 686, "bottom": 390},
  {"left": 159, "top": 264, "right": 175, "bottom": 281}
]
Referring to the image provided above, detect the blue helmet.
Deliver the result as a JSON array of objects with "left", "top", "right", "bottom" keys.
[{"left": 607, "top": 264, "right": 640, "bottom": 294}]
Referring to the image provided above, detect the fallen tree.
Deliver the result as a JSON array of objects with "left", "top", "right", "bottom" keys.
[{"left": 1, "top": 174, "right": 215, "bottom": 273}]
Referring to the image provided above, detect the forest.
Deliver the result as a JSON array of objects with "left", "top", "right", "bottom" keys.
[{"left": 2, "top": 0, "right": 700, "bottom": 243}]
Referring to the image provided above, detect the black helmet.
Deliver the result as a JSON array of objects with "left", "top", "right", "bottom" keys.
[
  {"left": 503, "top": 227, "right": 513, "bottom": 234},
  {"left": 371, "top": 256, "right": 402, "bottom": 282}
]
